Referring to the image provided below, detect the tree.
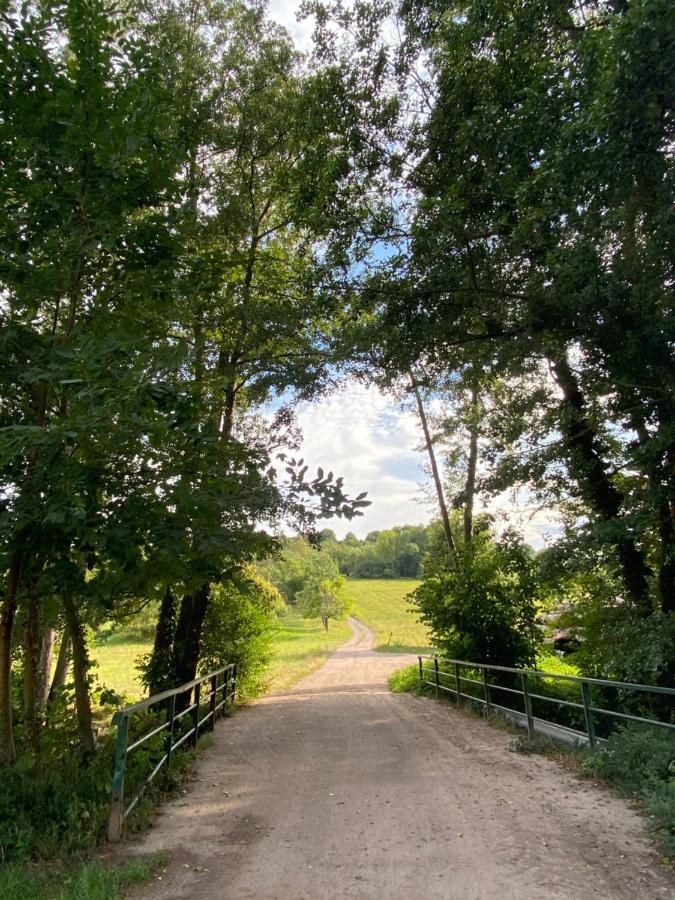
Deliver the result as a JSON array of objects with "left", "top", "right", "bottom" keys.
[
  {"left": 411, "top": 529, "right": 541, "bottom": 669},
  {"left": 310, "top": 0, "right": 675, "bottom": 682},
  {"left": 298, "top": 575, "right": 351, "bottom": 631}
]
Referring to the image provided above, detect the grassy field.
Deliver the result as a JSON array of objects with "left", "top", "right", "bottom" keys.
[
  {"left": 347, "top": 578, "right": 432, "bottom": 653},
  {"left": 89, "top": 630, "right": 152, "bottom": 700},
  {"left": 85, "top": 608, "right": 351, "bottom": 701},
  {"left": 264, "top": 608, "right": 351, "bottom": 693},
  {"left": 86, "top": 580, "right": 575, "bottom": 699}
]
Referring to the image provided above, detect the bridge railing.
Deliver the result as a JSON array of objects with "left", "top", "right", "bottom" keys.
[
  {"left": 108, "top": 663, "right": 236, "bottom": 841},
  {"left": 418, "top": 655, "right": 674, "bottom": 748}
]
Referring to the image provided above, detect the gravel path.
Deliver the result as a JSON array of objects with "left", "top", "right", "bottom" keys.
[{"left": 130, "top": 617, "right": 674, "bottom": 899}]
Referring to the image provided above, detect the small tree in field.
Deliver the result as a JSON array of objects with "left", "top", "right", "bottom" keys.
[{"left": 299, "top": 576, "right": 351, "bottom": 631}]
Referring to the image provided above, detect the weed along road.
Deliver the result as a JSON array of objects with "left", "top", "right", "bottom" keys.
[{"left": 131, "top": 618, "right": 673, "bottom": 900}]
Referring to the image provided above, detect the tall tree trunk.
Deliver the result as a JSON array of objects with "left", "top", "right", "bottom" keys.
[
  {"left": 464, "top": 384, "right": 480, "bottom": 546},
  {"left": 23, "top": 584, "right": 42, "bottom": 753},
  {"left": 410, "top": 372, "right": 459, "bottom": 561},
  {"left": 172, "top": 584, "right": 211, "bottom": 709},
  {"left": 550, "top": 354, "right": 653, "bottom": 613},
  {"left": 0, "top": 548, "right": 24, "bottom": 765},
  {"left": 48, "top": 626, "right": 71, "bottom": 708},
  {"left": 37, "top": 627, "right": 57, "bottom": 709},
  {"left": 62, "top": 595, "right": 96, "bottom": 758},
  {"left": 147, "top": 587, "right": 178, "bottom": 695}
]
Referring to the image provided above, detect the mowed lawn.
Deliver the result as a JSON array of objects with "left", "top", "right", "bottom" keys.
[
  {"left": 86, "top": 608, "right": 351, "bottom": 701},
  {"left": 264, "top": 608, "right": 351, "bottom": 694},
  {"left": 347, "top": 578, "right": 432, "bottom": 653},
  {"left": 86, "top": 579, "right": 432, "bottom": 700},
  {"left": 89, "top": 630, "right": 153, "bottom": 700}
]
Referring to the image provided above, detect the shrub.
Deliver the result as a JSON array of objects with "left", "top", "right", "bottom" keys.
[
  {"left": 410, "top": 530, "right": 542, "bottom": 669},
  {"left": 198, "top": 569, "right": 285, "bottom": 699},
  {"left": 581, "top": 723, "right": 675, "bottom": 854}
]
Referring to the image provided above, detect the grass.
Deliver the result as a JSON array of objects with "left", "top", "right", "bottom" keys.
[
  {"left": 347, "top": 577, "right": 431, "bottom": 653},
  {"left": 0, "top": 855, "right": 167, "bottom": 900},
  {"left": 264, "top": 607, "right": 351, "bottom": 693},
  {"left": 89, "top": 629, "right": 152, "bottom": 700}
]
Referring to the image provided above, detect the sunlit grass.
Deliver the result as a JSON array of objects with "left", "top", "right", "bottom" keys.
[
  {"left": 0, "top": 856, "right": 165, "bottom": 900},
  {"left": 347, "top": 577, "right": 432, "bottom": 653},
  {"left": 264, "top": 608, "right": 351, "bottom": 693},
  {"left": 88, "top": 629, "right": 152, "bottom": 700}
]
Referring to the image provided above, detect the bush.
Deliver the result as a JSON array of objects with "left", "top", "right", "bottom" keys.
[
  {"left": 410, "top": 530, "right": 542, "bottom": 668},
  {"left": 581, "top": 723, "right": 675, "bottom": 854},
  {"left": 198, "top": 569, "right": 285, "bottom": 699}
]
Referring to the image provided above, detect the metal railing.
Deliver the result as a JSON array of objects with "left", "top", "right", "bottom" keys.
[
  {"left": 108, "top": 663, "right": 236, "bottom": 841},
  {"left": 418, "top": 656, "right": 674, "bottom": 748}
]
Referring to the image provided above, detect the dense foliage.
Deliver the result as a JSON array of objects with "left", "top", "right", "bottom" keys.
[
  {"left": 1, "top": 0, "right": 673, "bottom": 870},
  {"left": 411, "top": 530, "right": 541, "bottom": 668}
]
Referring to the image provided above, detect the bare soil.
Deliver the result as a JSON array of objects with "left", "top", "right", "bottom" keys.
[{"left": 128, "top": 617, "right": 674, "bottom": 899}]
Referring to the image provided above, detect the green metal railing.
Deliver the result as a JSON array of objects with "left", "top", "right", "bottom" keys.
[
  {"left": 108, "top": 663, "right": 236, "bottom": 841},
  {"left": 418, "top": 656, "right": 674, "bottom": 747}
]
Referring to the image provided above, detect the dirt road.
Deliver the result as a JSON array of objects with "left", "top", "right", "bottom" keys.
[{"left": 131, "top": 617, "right": 673, "bottom": 899}]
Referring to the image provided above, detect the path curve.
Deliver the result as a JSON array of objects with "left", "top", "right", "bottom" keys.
[{"left": 130, "top": 617, "right": 673, "bottom": 899}]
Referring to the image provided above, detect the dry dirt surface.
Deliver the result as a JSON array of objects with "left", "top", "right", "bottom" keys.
[{"left": 128, "top": 617, "right": 674, "bottom": 900}]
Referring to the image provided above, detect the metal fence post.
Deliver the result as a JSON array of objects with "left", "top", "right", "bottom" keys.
[
  {"left": 418, "top": 656, "right": 423, "bottom": 688},
  {"left": 433, "top": 656, "right": 440, "bottom": 699},
  {"left": 483, "top": 669, "right": 492, "bottom": 719},
  {"left": 192, "top": 682, "right": 201, "bottom": 748},
  {"left": 581, "top": 681, "right": 596, "bottom": 749},
  {"left": 521, "top": 673, "right": 535, "bottom": 739},
  {"left": 108, "top": 713, "right": 129, "bottom": 842},
  {"left": 166, "top": 694, "right": 176, "bottom": 768},
  {"left": 232, "top": 663, "right": 237, "bottom": 702},
  {"left": 222, "top": 668, "right": 229, "bottom": 716},
  {"left": 209, "top": 674, "right": 217, "bottom": 730},
  {"left": 454, "top": 662, "right": 461, "bottom": 706}
]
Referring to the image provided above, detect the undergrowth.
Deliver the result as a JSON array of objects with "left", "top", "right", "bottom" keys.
[{"left": 0, "top": 855, "right": 167, "bottom": 900}]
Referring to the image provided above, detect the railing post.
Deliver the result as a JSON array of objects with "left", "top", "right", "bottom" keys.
[
  {"left": 166, "top": 694, "right": 176, "bottom": 768},
  {"left": 222, "top": 668, "right": 229, "bottom": 716},
  {"left": 521, "top": 673, "right": 535, "bottom": 739},
  {"left": 581, "top": 681, "right": 596, "bottom": 749},
  {"left": 483, "top": 669, "right": 492, "bottom": 719},
  {"left": 192, "top": 681, "right": 201, "bottom": 748},
  {"left": 108, "top": 713, "right": 129, "bottom": 842},
  {"left": 418, "top": 656, "right": 423, "bottom": 688},
  {"left": 454, "top": 662, "right": 461, "bottom": 706},
  {"left": 232, "top": 663, "right": 237, "bottom": 702},
  {"left": 209, "top": 674, "right": 217, "bottom": 730},
  {"left": 433, "top": 656, "right": 440, "bottom": 698}
]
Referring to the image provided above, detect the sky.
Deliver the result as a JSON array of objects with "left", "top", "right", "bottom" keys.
[
  {"left": 268, "top": 0, "right": 313, "bottom": 51},
  {"left": 265, "top": 1, "right": 561, "bottom": 549}
]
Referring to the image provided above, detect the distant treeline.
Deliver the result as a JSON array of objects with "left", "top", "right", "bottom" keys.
[{"left": 316, "top": 525, "right": 434, "bottom": 579}]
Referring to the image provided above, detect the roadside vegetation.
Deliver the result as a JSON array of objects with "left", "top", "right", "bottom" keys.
[
  {"left": 1, "top": 0, "right": 673, "bottom": 891},
  {"left": 0, "top": 855, "right": 167, "bottom": 900}
]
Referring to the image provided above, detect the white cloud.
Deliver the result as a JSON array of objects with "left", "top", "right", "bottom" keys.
[
  {"left": 279, "top": 379, "right": 562, "bottom": 548},
  {"left": 288, "top": 381, "right": 432, "bottom": 537},
  {"left": 267, "top": 0, "right": 314, "bottom": 53}
]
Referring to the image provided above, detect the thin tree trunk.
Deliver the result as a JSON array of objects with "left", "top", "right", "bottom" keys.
[
  {"left": 62, "top": 594, "right": 96, "bottom": 758},
  {"left": 173, "top": 584, "right": 211, "bottom": 709},
  {"left": 464, "top": 384, "right": 480, "bottom": 546},
  {"left": 410, "top": 372, "right": 459, "bottom": 561},
  {"left": 147, "top": 587, "right": 178, "bottom": 695},
  {"left": 550, "top": 354, "right": 653, "bottom": 612},
  {"left": 37, "top": 627, "right": 57, "bottom": 709},
  {"left": 48, "top": 626, "right": 71, "bottom": 708},
  {"left": 0, "top": 548, "right": 23, "bottom": 765},
  {"left": 23, "top": 584, "right": 42, "bottom": 753}
]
